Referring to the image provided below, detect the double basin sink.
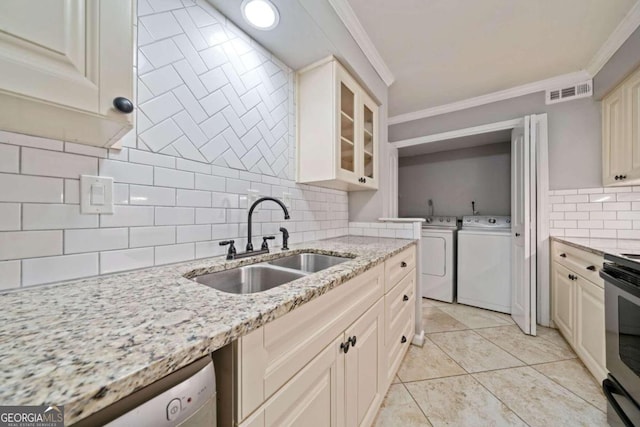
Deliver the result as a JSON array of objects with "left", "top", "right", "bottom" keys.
[{"left": 191, "top": 253, "right": 350, "bottom": 294}]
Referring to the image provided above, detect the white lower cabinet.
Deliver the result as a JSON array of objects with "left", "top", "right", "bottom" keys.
[
  {"left": 551, "top": 241, "right": 606, "bottom": 382},
  {"left": 235, "top": 246, "right": 417, "bottom": 427},
  {"left": 241, "top": 336, "right": 344, "bottom": 427},
  {"left": 575, "top": 278, "right": 606, "bottom": 381},
  {"left": 345, "top": 300, "right": 384, "bottom": 427}
]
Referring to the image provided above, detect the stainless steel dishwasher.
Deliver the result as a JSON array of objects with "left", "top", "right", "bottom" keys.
[{"left": 76, "top": 356, "right": 216, "bottom": 427}]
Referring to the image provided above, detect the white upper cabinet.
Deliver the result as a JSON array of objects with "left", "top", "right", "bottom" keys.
[
  {"left": 297, "top": 56, "right": 379, "bottom": 191},
  {"left": 0, "top": 0, "right": 134, "bottom": 147},
  {"left": 602, "top": 65, "right": 640, "bottom": 186}
]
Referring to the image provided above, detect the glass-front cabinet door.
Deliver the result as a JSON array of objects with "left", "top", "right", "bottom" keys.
[
  {"left": 360, "top": 93, "right": 377, "bottom": 188},
  {"left": 337, "top": 72, "right": 359, "bottom": 183}
]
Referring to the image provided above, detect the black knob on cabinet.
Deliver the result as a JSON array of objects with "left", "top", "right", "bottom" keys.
[
  {"left": 622, "top": 175, "right": 627, "bottom": 180},
  {"left": 349, "top": 336, "right": 357, "bottom": 347},
  {"left": 567, "top": 274, "right": 573, "bottom": 280},
  {"left": 403, "top": 294, "right": 409, "bottom": 302},
  {"left": 615, "top": 175, "right": 620, "bottom": 180},
  {"left": 401, "top": 335, "right": 407, "bottom": 344},
  {"left": 559, "top": 253, "right": 567, "bottom": 258},
  {"left": 587, "top": 265, "right": 596, "bottom": 271},
  {"left": 340, "top": 341, "right": 350, "bottom": 353},
  {"left": 113, "top": 97, "right": 134, "bottom": 113},
  {"left": 515, "top": 233, "right": 521, "bottom": 237},
  {"left": 401, "top": 261, "right": 407, "bottom": 268}
]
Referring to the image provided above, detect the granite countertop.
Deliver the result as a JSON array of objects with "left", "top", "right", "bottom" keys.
[
  {"left": 551, "top": 236, "right": 640, "bottom": 257},
  {"left": 0, "top": 235, "right": 416, "bottom": 425}
]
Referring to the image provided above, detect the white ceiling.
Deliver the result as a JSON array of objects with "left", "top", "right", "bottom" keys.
[{"left": 347, "top": 0, "right": 637, "bottom": 117}]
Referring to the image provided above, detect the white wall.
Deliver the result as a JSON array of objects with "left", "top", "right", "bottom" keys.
[
  {"left": 0, "top": 0, "right": 349, "bottom": 290},
  {"left": 398, "top": 142, "right": 511, "bottom": 218},
  {"left": 389, "top": 93, "right": 601, "bottom": 191}
]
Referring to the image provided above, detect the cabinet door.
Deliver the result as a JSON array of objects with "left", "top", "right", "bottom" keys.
[
  {"left": 626, "top": 69, "right": 640, "bottom": 182},
  {"left": 603, "top": 85, "right": 629, "bottom": 185},
  {"left": 358, "top": 93, "right": 378, "bottom": 189},
  {"left": 258, "top": 336, "right": 345, "bottom": 427},
  {"left": 576, "top": 278, "right": 607, "bottom": 382},
  {"left": 552, "top": 263, "right": 575, "bottom": 343},
  {"left": 336, "top": 66, "right": 360, "bottom": 184},
  {"left": 0, "top": 1, "right": 132, "bottom": 117},
  {"left": 344, "top": 300, "right": 384, "bottom": 427}
]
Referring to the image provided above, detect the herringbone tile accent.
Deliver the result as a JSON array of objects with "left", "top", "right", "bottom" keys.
[{"left": 137, "top": 0, "right": 292, "bottom": 179}]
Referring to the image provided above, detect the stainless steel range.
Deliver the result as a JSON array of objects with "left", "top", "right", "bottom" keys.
[{"left": 601, "top": 252, "right": 640, "bottom": 426}]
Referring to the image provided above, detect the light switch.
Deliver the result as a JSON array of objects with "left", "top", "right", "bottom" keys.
[
  {"left": 91, "top": 184, "right": 105, "bottom": 205},
  {"left": 81, "top": 175, "right": 114, "bottom": 214}
]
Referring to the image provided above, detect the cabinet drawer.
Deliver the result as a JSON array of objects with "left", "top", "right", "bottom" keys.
[
  {"left": 385, "top": 245, "right": 416, "bottom": 292},
  {"left": 385, "top": 308, "right": 413, "bottom": 387},
  {"left": 385, "top": 269, "right": 415, "bottom": 345},
  {"left": 552, "top": 241, "right": 604, "bottom": 288},
  {"left": 238, "top": 264, "right": 383, "bottom": 421}
]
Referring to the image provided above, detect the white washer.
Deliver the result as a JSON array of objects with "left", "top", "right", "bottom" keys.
[
  {"left": 457, "top": 215, "right": 511, "bottom": 313},
  {"left": 421, "top": 216, "right": 458, "bottom": 303}
]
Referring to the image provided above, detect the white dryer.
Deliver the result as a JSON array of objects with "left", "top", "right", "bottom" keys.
[
  {"left": 421, "top": 216, "right": 458, "bottom": 303},
  {"left": 457, "top": 215, "right": 511, "bottom": 313}
]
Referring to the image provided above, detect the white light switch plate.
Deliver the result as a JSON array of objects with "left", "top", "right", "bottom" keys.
[{"left": 81, "top": 175, "right": 114, "bottom": 214}]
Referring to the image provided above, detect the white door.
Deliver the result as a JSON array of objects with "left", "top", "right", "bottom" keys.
[{"left": 511, "top": 116, "right": 537, "bottom": 335}]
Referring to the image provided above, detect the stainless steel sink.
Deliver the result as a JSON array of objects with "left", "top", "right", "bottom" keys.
[
  {"left": 193, "top": 264, "right": 307, "bottom": 294},
  {"left": 268, "top": 253, "right": 349, "bottom": 273}
]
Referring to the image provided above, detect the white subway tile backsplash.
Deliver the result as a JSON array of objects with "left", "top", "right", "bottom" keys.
[
  {"left": 0, "top": 260, "right": 20, "bottom": 290},
  {"left": 99, "top": 159, "right": 153, "bottom": 185},
  {"left": 0, "top": 144, "right": 19, "bottom": 173},
  {"left": 23, "top": 204, "right": 97, "bottom": 230},
  {"left": 155, "top": 207, "right": 194, "bottom": 225},
  {"left": 64, "top": 142, "right": 108, "bottom": 158},
  {"left": 0, "top": 173, "right": 63, "bottom": 203},
  {"left": 155, "top": 243, "right": 194, "bottom": 265},
  {"left": 177, "top": 224, "right": 211, "bottom": 242},
  {"left": 128, "top": 149, "right": 176, "bottom": 168},
  {"left": 22, "top": 253, "right": 98, "bottom": 287},
  {"left": 0, "top": 131, "right": 63, "bottom": 150},
  {"left": 22, "top": 148, "right": 97, "bottom": 179},
  {"left": 550, "top": 187, "right": 640, "bottom": 240},
  {"left": 195, "top": 174, "right": 225, "bottom": 191},
  {"left": 553, "top": 203, "right": 576, "bottom": 212},
  {"left": 564, "top": 194, "right": 588, "bottom": 203},
  {"left": 130, "top": 185, "right": 176, "bottom": 206},
  {"left": 195, "top": 207, "right": 225, "bottom": 224},
  {"left": 65, "top": 228, "right": 129, "bottom": 254},
  {"left": 154, "top": 167, "right": 194, "bottom": 189},
  {"left": 0, "top": 203, "right": 20, "bottom": 231},
  {"left": 130, "top": 226, "right": 176, "bottom": 248},
  {"left": 0, "top": 231, "right": 62, "bottom": 260},
  {"left": 100, "top": 247, "right": 155, "bottom": 274},
  {"left": 177, "top": 189, "right": 211, "bottom": 207},
  {"left": 100, "top": 206, "right": 155, "bottom": 227}
]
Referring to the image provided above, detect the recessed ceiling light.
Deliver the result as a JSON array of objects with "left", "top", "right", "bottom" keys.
[{"left": 241, "top": 0, "right": 279, "bottom": 30}]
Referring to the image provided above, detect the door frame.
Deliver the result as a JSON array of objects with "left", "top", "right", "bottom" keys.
[{"left": 390, "top": 116, "right": 551, "bottom": 327}]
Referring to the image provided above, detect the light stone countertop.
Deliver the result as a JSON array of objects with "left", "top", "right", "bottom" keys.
[
  {"left": 0, "top": 235, "right": 416, "bottom": 425},
  {"left": 551, "top": 236, "right": 640, "bottom": 257}
]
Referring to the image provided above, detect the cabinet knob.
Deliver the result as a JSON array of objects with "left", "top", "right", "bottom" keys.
[
  {"left": 401, "top": 261, "right": 407, "bottom": 268},
  {"left": 622, "top": 175, "right": 627, "bottom": 180},
  {"left": 403, "top": 294, "right": 409, "bottom": 302},
  {"left": 363, "top": 177, "right": 367, "bottom": 183},
  {"left": 348, "top": 336, "right": 357, "bottom": 347},
  {"left": 559, "top": 253, "right": 567, "bottom": 258},
  {"left": 113, "top": 97, "right": 134, "bottom": 113},
  {"left": 401, "top": 335, "right": 407, "bottom": 344},
  {"left": 587, "top": 265, "right": 596, "bottom": 271},
  {"left": 340, "top": 341, "right": 350, "bottom": 353},
  {"left": 515, "top": 233, "right": 521, "bottom": 237}
]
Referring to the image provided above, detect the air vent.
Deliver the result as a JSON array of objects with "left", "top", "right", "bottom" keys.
[{"left": 546, "top": 80, "right": 592, "bottom": 105}]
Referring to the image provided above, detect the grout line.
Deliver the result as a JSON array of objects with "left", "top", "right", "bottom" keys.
[{"left": 399, "top": 381, "right": 433, "bottom": 426}]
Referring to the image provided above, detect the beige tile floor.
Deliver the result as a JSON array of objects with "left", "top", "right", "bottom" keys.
[{"left": 374, "top": 299, "right": 607, "bottom": 427}]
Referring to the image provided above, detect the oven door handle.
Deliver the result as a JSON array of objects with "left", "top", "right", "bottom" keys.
[
  {"left": 603, "top": 378, "right": 636, "bottom": 427},
  {"left": 600, "top": 270, "right": 640, "bottom": 299}
]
